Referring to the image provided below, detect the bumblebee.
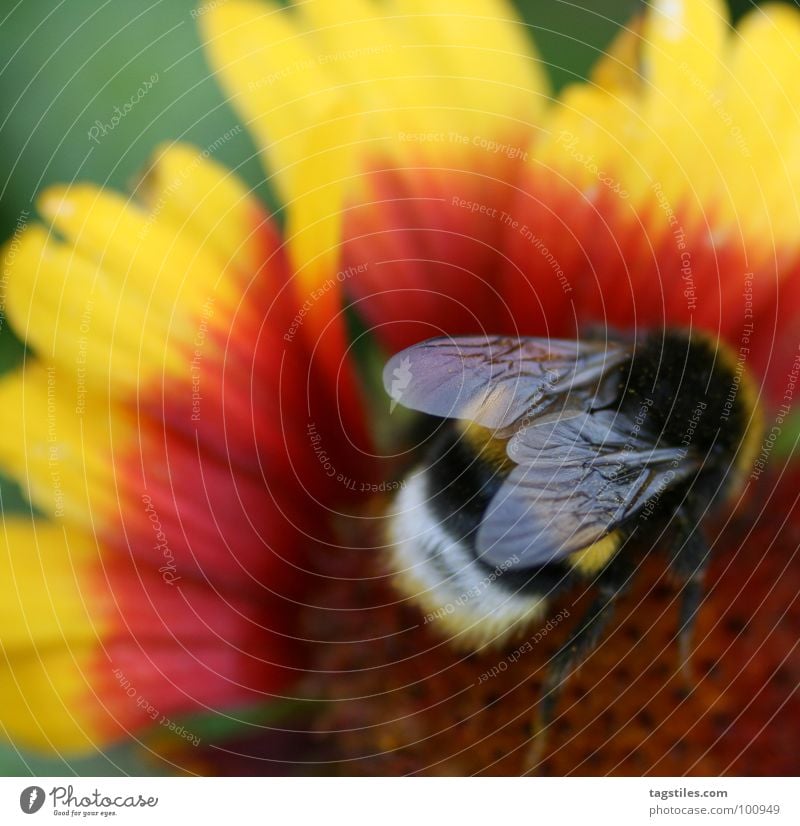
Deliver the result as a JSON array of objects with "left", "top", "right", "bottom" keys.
[{"left": 383, "top": 330, "right": 761, "bottom": 756}]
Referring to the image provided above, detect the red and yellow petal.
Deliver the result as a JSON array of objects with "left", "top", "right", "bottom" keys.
[
  {"left": 202, "top": 0, "right": 550, "bottom": 350},
  {"left": 496, "top": 0, "right": 800, "bottom": 402},
  {"left": 202, "top": 0, "right": 547, "bottom": 187},
  {"left": 319, "top": 0, "right": 800, "bottom": 410},
  {"left": 0, "top": 520, "right": 298, "bottom": 753},
  {"left": 0, "top": 143, "right": 368, "bottom": 753}
]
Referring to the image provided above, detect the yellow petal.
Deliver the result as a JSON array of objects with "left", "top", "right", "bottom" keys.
[
  {"left": 0, "top": 365, "right": 122, "bottom": 525},
  {"left": 641, "top": 0, "right": 728, "bottom": 106},
  {"left": 201, "top": 1, "right": 357, "bottom": 284},
  {"left": 201, "top": 0, "right": 549, "bottom": 288},
  {"left": 5, "top": 226, "right": 184, "bottom": 389},
  {"left": 0, "top": 521, "right": 104, "bottom": 751},
  {"left": 200, "top": 1, "right": 344, "bottom": 201},
  {"left": 136, "top": 140, "right": 271, "bottom": 276},
  {"left": 722, "top": 2, "right": 800, "bottom": 240},
  {"left": 38, "top": 184, "right": 235, "bottom": 312},
  {"left": 536, "top": 0, "right": 800, "bottom": 255},
  {"left": 591, "top": 14, "right": 644, "bottom": 93},
  {"left": 3, "top": 180, "right": 250, "bottom": 395},
  {"left": 639, "top": 0, "right": 731, "bottom": 208},
  {"left": 0, "top": 520, "right": 103, "bottom": 651},
  {"left": 386, "top": 0, "right": 548, "bottom": 134}
]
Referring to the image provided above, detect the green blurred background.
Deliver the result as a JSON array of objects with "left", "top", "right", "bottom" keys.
[{"left": 0, "top": 0, "right": 786, "bottom": 775}]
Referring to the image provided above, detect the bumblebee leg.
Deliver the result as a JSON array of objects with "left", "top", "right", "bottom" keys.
[
  {"left": 524, "top": 563, "right": 631, "bottom": 772},
  {"left": 669, "top": 510, "right": 711, "bottom": 678}
]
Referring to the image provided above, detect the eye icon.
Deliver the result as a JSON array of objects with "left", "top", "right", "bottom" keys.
[{"left": 19, "top": 786, "right": 45, "bottom": 814}]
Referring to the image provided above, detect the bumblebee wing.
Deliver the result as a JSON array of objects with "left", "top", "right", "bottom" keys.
[
  {"left": 382, "top": 336, "right": 630, "bottom": 429},
  {"left": 477, "top": 409, "right": 700, "bottom": 568}
]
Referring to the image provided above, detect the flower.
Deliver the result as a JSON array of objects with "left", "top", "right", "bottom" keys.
[
  {"left": 3, "top": 0, "right": 800, "bottom": 776},
  {"left": 0, "top": 142, "right": 372, "bottom": 756},
  {"left": 201, "top": 0, "right": 800, "bottom": 774}
]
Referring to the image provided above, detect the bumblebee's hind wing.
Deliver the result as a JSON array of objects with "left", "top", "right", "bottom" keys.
[
  {"left": 382, "top": 335, "right": 630, "bottom": 430},
  {"left": 477, "top": 409, "right": 700, "bottom": 568}
]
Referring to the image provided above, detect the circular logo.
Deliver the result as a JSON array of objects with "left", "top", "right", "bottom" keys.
[{"left": 19, "top": 786, "right": 45, "bottom": 814}]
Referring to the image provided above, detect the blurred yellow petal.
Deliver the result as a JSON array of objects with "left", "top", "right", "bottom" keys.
[
  {"left": 5, "top": 226, "right": 184, "bottom": 391},
  {"left": 385, "top": 0, "right": 548, "bottom": 133},
  {"left": 0, "top": 365, "right": 121, "bottom": 525},
  {"left": 591, "top": 14, "right": 643, "bottom": 92},
  {"left": 0, "top": 520, "right": 103, "bottom": 651},
  {"left": 723, "top": 3, "right": 800, "bottom": 240},
  {"left": 642, "top": 0, "right": 727, "bottom": 105},
  {"left": 38, "top": 184, "right": 236, "bottom": 311},
  {"left": 137, "top": 141, "right": 272, "bottom": 276},
  {"left": 0, "top": 521, "right": 105, "bottom": 751},
  {"left": 536, "top": 0, "right": 800, "bottom": 249},
  {"left": 201, "top": 1, "right": 357, "bottom": 304},
  {"left": 201, "top": 0, "right": 549, "bottom": 297}
]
